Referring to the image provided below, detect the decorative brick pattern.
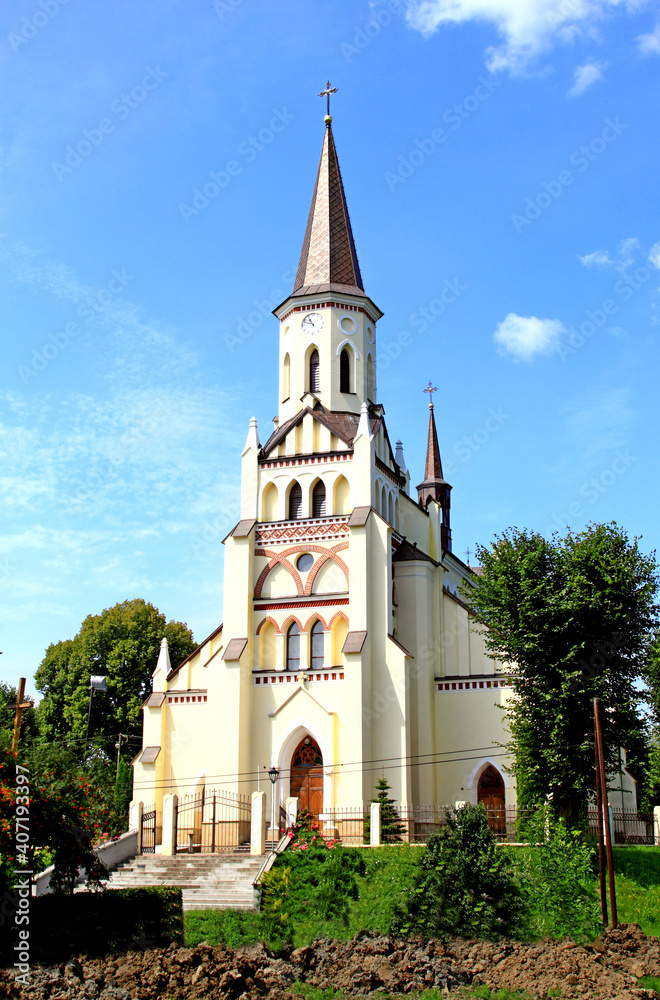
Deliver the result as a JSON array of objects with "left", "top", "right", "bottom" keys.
[
  {"left": 253, "top": 671, "right": 344, "bottom": 685},
  {"left": 436, "top": 680, "right": 511, "bottom": 692},
  {"left": 254, "top": 543, "right": 349, "bottom": 599},
  {"left": 255, "top": 516, "right": 349, "bottom": 545}
]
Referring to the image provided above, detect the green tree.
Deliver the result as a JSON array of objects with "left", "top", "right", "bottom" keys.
[
  {"left": 394, "top": 803, "right": 523, "bottom": 940},
  {"left": 35, "top": 599, "right": 195, "bottom": 745},
  {"left": 365, "top": 776, "right": 405, "bottom": 842},
  {"left": 468, "top": 523, "right": 658, "bottom": 820}
]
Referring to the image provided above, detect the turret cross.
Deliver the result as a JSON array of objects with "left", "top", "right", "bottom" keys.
[
  {"left": 319, "top": 81, "right": 338, "bottom": 117},
  {"left": 424, "top": 381, "right": 438, "bottom": 408}
]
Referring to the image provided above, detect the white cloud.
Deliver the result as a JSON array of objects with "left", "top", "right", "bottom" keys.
[
  {"left": 578, "top": 249, "right": 612, "bottom": 267},
  {"left": 494, "top": 313, "right": 565, "bottom": 360},
  {"left": 637, "top": 23, "right": 660, "bottom": 54},
  {"left": 405, "top": 0, "right": 633, "bottom": 72},
  {"left": 648, "top": 242, "right": 660, "bottom": 268},
  {"left": 568, "top": 61, "right": 606, "bottom": 96}
]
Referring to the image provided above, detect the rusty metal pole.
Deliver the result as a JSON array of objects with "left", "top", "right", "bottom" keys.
[
  {"left": 594, "top": 698, "right": 618, "bottom": 928},
  {"left": 594, "top": 700, "right": 608, "bottom": 926}
]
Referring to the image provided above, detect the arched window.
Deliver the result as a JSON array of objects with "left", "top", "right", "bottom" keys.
[
  {"left": 288, "top": 482, "right": 302, "bottom": 520},
  {"left": 340, "top": 348, "right": 351, "bottom": 393},
  {"left": 282, "top": 353, "right": 290, "bottom": 401},
  {"left": 310, "top": 621, "right": 324, "bottom": 670},
  {"left": 286, "top": 623, "right": 300, "bottom": 671},
  {"left": 367, "top": 354, "right": 375, "bottom": 401},
  {"left": 309, "top": 349, "right": 320, "bottom": 393},
  {"left": 312, "top": 480, "right": 326, "bottom": 518}
]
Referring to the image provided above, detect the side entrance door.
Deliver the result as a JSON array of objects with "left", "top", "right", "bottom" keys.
[
  {"left": 477, "top": 764, "right": 506, "bottom": 835},
  {"left": 289, "top": 736, "right": 324, "bottom": 819}
]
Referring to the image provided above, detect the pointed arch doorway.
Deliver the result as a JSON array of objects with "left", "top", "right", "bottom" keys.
[
  {"left": 477, "top": 764, "right": 506, "bottom": 835},
  {"left": 290, "top": 736, "right": 323, "bottom": 819}
]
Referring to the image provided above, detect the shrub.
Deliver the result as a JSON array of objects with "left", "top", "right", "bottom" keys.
[
  {"left": 515, "top": 806, "right": 601, "bottom": 942},
  {"left": 393, "top": 803, "right": 523, "bottom": 940}
]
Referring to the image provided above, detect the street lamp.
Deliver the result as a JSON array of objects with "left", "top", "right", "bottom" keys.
[{"left": 268, "top": 765, "right": 279, "bottom": 849}]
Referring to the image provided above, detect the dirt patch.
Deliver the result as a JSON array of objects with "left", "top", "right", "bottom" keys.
[{"left": 2, "top": 923, "right": 659, "bottom": 999}]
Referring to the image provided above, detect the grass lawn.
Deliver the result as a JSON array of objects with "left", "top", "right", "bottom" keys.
[
  {"left": 184, "top": 844, "right": 660, "bottom": 949},
  {"left": 292, "top": 987, "right": 535, "bottom": 1000}
]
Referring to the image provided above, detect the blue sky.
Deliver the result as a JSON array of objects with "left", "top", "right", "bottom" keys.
[{"left": 1, "top": 0, "right": 659, "bottom": 695}]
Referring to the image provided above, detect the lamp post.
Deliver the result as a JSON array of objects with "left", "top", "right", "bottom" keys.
[
  {"left": 268, "top": 765, "right": 279, "bottom": 848},
  {"left": 85, "top": 675, "right": 107, "bottom": 760}
]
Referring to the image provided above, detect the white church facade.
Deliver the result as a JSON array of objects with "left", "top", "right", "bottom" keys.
[{"left": 132, "top": 109, "right": 519, "bottom": 847}]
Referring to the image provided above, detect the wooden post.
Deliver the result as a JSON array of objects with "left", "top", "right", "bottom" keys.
[
  {"left": 593, "top": 700, "right": 608, "bottom": 926},
  {"left": 10, "top": 678, "right": 31, "bottom": 754},
  {"left": 594, "top": 698, "right": 617, "bottom": 927}
]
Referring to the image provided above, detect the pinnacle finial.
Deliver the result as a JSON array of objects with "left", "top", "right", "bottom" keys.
[
  {"left": 424, "top": 381, "right": 438, "bottom": 409},
  {"left": 319, "top": 81, "right": 338, "bottom": 120}
]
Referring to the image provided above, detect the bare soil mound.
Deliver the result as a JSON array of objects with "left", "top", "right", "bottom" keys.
[{"left": 3, "top": 923, "right": 659, "bottom": 999}]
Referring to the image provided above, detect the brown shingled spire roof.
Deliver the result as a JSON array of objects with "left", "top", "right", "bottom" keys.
[
  {"left": 293, "top": 122, "right": 365, "bottom": 297},
  {"left": 424, "top": 403, "right": 444, "bottom": 482},
  {"left": 416, "top": 401, "right": 453, "bottom": 552}
]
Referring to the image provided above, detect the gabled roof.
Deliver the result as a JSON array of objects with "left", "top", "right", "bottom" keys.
[
  {"left": 293, "top": 123, "right": 365, "bottom": 299},
  {"left": 260, "top": 403, "right": 383, "bottom": 458}
]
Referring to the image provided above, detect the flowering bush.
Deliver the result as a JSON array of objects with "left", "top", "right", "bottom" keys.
[{"left": 287, "top": 809, "right": 337, "bottom": 851}]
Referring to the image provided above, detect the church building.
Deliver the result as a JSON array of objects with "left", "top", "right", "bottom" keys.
[{"left": 132, "top": 104, "right": 518, "bottom": 846}]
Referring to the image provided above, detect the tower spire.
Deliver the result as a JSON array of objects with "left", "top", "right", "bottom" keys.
[
  {"left": 292, "top": 94, "right": 364, "bottom": 298},
  {"left": 417, "top": 381, "right": 452, "bottom": 552}
]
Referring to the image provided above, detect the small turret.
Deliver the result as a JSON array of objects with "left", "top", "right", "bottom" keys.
[{"left": 416, "top": 383, "right": 452, "bottom": 552}]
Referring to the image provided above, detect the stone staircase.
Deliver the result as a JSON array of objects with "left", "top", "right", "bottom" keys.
[{"left": 102, "top": 853, "right": 266, "bottom": 911}]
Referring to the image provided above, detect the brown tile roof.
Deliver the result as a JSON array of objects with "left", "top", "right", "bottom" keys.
[
  {"left": 392, "top": 539, "right": 438, "bottom": 565},
  {"left": 293, "top": 124, "right": 364, "bottom": 296},
  {"left": 342, "top": 630, "right": 367, "bottom": 654},
  {"left": 347, "top": 506, "right": 372, "bottom": 527},
  {"left": 260, "top": 404, "right": 385, "bottom": 458},
  {"left": 166, "top": 622, "right": 223, "bottom": 682},
  {"left": 222, "top": 638, "right": 249, "bottom": 661}
]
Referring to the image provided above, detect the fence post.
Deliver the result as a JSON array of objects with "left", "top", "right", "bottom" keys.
[
  {"left": 251, "top": 791, "right": 267, "bottom": 855},
  {"left": 162, "top": 794, "right": 178, "bottom": 856},
  {"left": 130, "top": 800, "right": 143, "bottom": 853},
  {"left": 285, "top": 796, "right": 299, "bottom": 829},
  {"left": 370, "top": 802, "right": 381, "bottom": 847},
  {"left": 654, "top": 806, "right": 660, "bottom": 847}
]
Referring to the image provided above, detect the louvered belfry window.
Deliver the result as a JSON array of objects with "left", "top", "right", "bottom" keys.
[
  {"left": 310, "top": 621, "right": 324, "bottom": 670},
  {"left": 309, "top": 350, "right": 320, "bottom": 393},
  {"left": 288, "top": 482, "right": 302, "bottom": 520},
  {"left": 340, "top": 348, "right": 350, "bottom": 393},
  {"left": 286, "top": 623, "right": 300, "bottom": 671},
  {"left": 312, "top": 480, "right": 326, "bottom": 518}
]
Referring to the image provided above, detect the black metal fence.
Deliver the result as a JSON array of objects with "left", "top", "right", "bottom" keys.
[
  {"left": 141, "top": 804, "right": 156, "bottom": 854},
  {"left": 587, "top": 807, "right": 656, "bottom": 845},
  {"left": 174, "top": 788, "right": 251, "bottom": 854}
]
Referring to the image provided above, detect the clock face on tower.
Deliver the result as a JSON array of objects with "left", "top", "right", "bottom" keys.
[{"left": 301, "top": 312, "right": 324, "bottom": 336}]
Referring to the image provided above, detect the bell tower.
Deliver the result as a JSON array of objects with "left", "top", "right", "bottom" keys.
[{"left": 274, "top": 97, "right": 382, "bottom": 425}]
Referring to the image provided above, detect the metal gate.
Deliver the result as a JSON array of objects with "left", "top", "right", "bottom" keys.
[
  {"left": 141, "top": 804, "right": 156, "bottom": 854},
  {"left": 175, "top": 788, "right": 251, "bottom": 854},
  {"left": 588, "top": 808, "right": 656, "bottom": 845}
]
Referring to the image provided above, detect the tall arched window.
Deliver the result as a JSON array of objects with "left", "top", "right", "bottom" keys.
[
  {"left": 340, "top": 348, "right": 351, "bottom": 393},
  {"left": 282, "top": 353, "right": 290, "bottom": 401},
  {"left": 367, "top": 354, "right": 375, "bottom": 401},
  {"left": 310, "top": 621, "right": 324, "bottom": 670},
  {"left": 311, "top": 480, "right": 326, "bottom": 518},
  {"left": 309, "top": 349, "right": 320, "bottom": 393},
  {"left": 286, "top": 623, "right": 300, "bottom": 671},
  {"left": 288, "top": 482, "right": 302, "bottom": 520}
]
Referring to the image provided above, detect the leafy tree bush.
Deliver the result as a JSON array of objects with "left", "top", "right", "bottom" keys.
[
  {"left": 35, "top": 599, "right": 195, "bottom": 743},
  {"left": 392, "top": 803, "right": 523, "bottom": 940},
  {"left": 515, "top": 807, "right": 601, "bottom": 942},
  {"left": 468, "top": 523, "right": 658, "bottom": 821}
]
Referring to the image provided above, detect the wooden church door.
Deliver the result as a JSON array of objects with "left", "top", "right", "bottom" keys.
[
  {"left": 289, "top": 736, "right": 324, "bottom": 819},
  {"left": 477, "top": 765, "right": 506, "bottom": 835}
]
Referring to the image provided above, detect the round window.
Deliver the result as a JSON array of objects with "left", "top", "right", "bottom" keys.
[
  {"left": 366, "top": 325, "right": 375, "bottom": 343},
  {"left": 296, "top": 553, "right": 314, "bottom": 572},
  {"left": 340, "top": 315, "right": 357, "bottom": 335}
]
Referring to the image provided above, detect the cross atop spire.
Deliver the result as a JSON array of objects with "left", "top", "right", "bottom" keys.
[
  {"left": 319, "top": 81, "right": 338, "bottom": 120},
  {"left": 424, "top": 381, "right": 438, "bottom": 408}
]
